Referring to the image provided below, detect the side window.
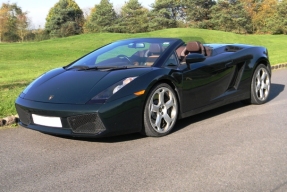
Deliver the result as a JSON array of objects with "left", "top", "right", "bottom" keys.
[{"left": 164, "top": 53, "right": 178, "bottom": 67}]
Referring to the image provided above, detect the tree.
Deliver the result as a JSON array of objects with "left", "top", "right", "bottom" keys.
[
  {"left": 0, "top": 4, "right": 9, "bottom": 42},
  {"left": 0, "top": 2, "right": 29, "bottom": 42},
  {"left": 45, "top": 0, "right": 84, "bottom": 37},
  {"left": 240, "top": 0, "right": 277, "bottom": 33},
  {"left": 184, "top": 0, "right": 216, "bottom": 28},
  {"left": 253, "top": 0, "right": 277, "bottom": 33},
  {"left": 210, "top": 0, "right": 251, "bottom": 33},
  {"left": 84, "top": 0, "right": 117, "bottom": 33},
  {"left": 118, "top": 0, "right": 149, "bottom": 33},
  {"left": 266, "top": 0, "right": 287, "bottom": 34},
  {"left": 17, "top": 13, "right": 29, "bottom": 42},
  {"left": 148, "top": 0, "right": 182, "bottom": 31}
]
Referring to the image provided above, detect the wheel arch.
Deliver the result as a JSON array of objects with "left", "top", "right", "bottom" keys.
[
  {"left": 144, "top": 78, "right": 181, "bottom": 111},
  {"left": 254, "top": 57, "right": 272, "bottom": 76}
]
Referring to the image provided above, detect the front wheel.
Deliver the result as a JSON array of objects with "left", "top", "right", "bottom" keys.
[
  {"left": 250, "top": 64, "right": 271, "bottom": 104},
  {"left": 142, "top": 83, "right": 178, "bottom": 137}
]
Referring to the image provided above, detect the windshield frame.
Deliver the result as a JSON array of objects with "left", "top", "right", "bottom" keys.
[{"left": 65, "top": 38, "right": 180, "bottom": 70}]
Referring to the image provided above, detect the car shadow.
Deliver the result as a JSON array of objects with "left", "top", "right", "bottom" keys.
[
  {"left": 47, "top": 83, "right": 285, "bottom": 143},
  {"left": 73, "top": 133, "right": 145, "bottom": 143},
  {"left": 44, "top": 131, "right": 146, "bottom": 143},
  {"left": 267, "top": 83, "right": 285, "bottom": 102},
  {"left": 172, "top": 101, "right": 246, "bottom": 134},
  {"left": 172, "top": 83, "right": 285, "bottom": 134}
]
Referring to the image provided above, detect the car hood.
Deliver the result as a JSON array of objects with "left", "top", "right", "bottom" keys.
[{"left": 22, "top": 67, "right": 152, "bottom": 104}]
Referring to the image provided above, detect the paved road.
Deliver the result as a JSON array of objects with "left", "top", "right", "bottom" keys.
[{"left": 0, "top": 69, "right": 286, "bottom": 192}]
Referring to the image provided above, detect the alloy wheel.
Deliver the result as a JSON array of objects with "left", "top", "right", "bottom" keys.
[{"left": 148, "top": 87, "right": 177, "bottom": 133}]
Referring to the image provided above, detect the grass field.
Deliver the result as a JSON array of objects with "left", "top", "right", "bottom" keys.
[{"left": 1, "top": 28, "right": 287, "bottom": 118}]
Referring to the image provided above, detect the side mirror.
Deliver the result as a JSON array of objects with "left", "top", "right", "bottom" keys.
[{"left": 186, "top": 53, "right": 206, "bottom": 64}]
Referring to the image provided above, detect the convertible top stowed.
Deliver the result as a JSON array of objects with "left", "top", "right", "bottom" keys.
[{"left": 15, "top": 38, "right": 271, "bottom": 137}]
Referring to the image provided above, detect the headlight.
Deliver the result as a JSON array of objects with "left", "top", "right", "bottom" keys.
[{"left": 88, "top": 77, "right": 137, "bottom": 104}]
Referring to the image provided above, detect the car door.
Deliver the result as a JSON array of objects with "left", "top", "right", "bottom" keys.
[{"left": 181, "top": 53, "right": 236, "bottom": 113}]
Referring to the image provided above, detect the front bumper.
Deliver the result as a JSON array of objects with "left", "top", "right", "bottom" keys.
[{"left": 15, "top": 95, "right": 143, "bottom": 137}]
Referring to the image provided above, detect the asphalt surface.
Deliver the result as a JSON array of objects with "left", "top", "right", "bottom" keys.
[{"left": 0, "top": 69, "right": 286, "bottom": 192}]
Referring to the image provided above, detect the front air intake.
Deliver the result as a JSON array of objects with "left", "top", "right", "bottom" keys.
[
  {"left": 15, "top": 105, "right": 32, "bottom": 126},
  {"left": 67, "top": 113, "right": 106, "bottom": 134}
]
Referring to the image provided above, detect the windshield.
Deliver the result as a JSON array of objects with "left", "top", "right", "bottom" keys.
[{"left": 67, "top": 38, "right": 177, "bottom": 69}]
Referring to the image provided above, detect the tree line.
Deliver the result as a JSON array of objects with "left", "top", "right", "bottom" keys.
[
  {"left": 1, "top": 0, "right": 287, "bottom": 42},
  {"left": 0, "top": 3, "right": 29, "bottom": 42}
]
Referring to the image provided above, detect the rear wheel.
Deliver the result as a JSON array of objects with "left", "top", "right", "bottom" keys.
[
  {"left": 142, "top": 83, "right": 178, "bottom": 137},
  {"left": 249, "top": 64, "right": 271, "bottom": 104}
]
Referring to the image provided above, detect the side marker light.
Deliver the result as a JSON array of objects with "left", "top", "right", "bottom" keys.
[{"left": 134, "top": 90, "right": 145, "bottom": 96}]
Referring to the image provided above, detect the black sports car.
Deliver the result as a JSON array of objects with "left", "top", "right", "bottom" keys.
[{"left": 15, "top": 38, "right": 271, "bottom": 137}]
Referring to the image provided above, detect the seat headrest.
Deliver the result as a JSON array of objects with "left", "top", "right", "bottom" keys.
[
  {"left": 186, "top": 41, "right": 201, "bottom": 52},
  {"left": 149, "top": 44, "right": 161, "bottom": 53}
]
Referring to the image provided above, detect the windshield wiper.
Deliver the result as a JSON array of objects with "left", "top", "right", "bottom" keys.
[
  {"left": 79, "top": 66, "right": 128, "bottom": 71},
  {"left": 66, "top": 65, "right": 90, "bottom": 70},
  {"left": 102, "top": 66, "right": 149, "bottom": 70},
  {"left": 68, "top": 65, "right": 147, "bottom": 71}
]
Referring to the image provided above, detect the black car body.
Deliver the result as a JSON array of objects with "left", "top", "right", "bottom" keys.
[{"left": 15, "top": 38, "right": 271, "bottom": 137}]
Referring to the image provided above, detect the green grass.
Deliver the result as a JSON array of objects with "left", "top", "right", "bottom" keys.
[{"left": 1, "top": 28, "right": 287, "bottom": 118}]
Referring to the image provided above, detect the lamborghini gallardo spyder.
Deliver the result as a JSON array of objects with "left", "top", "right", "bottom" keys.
[{"left": 15, "top": 38, "right": 271, "bottom": 137}]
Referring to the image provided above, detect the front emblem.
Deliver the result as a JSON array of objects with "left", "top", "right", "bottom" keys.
[{"left": 48, "top": 95, "right": 54, "bottom": 100}]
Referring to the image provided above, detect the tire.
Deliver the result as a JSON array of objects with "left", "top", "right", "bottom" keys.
[
  {"left": 249, "top": 64, "right": 271, "bottom": 104},
  {"left": 142, "top": 83, "right": 178, "bottom": 137}
]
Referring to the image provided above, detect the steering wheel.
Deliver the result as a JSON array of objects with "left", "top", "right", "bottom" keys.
[{"left": 117, "top": 54, "right": 132, "bottom": 65}]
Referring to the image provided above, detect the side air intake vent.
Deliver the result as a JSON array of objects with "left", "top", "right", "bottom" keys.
[
  {"left": 225, "top": 46, "right": 243, "bottom": 52},
  {"left": 228, "top": 62, "right": 246, "bottom": 90}
]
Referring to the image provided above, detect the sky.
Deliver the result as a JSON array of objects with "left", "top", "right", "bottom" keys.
[{"left": 3, "top": 0, "right": 155, "bottom": 28}]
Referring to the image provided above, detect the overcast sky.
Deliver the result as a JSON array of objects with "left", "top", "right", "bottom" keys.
[{"left": 4, "top": 0, "right": 155, "bottom": 28}]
